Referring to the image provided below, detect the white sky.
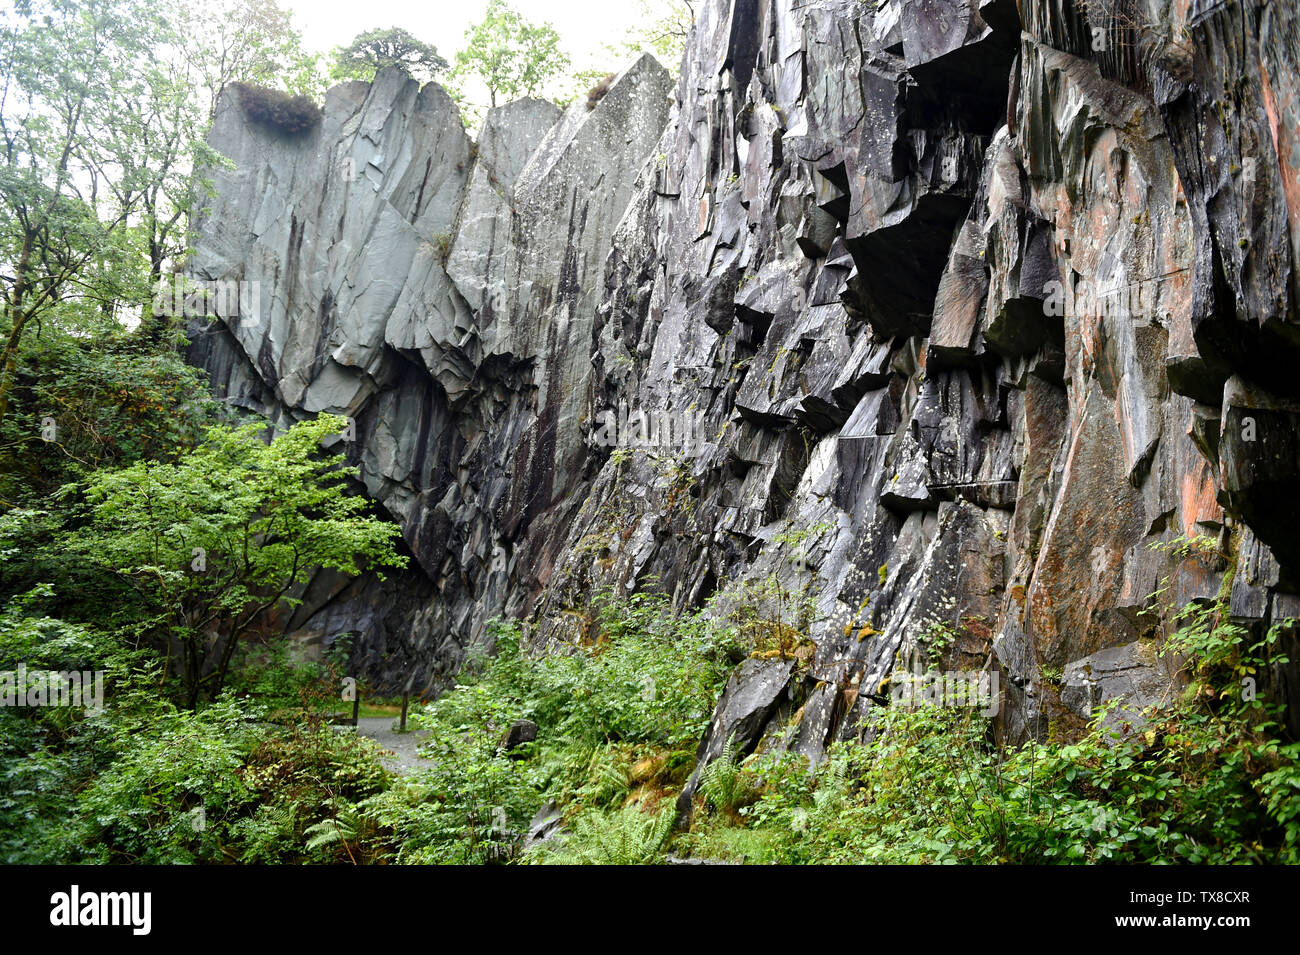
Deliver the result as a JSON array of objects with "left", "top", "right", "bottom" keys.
[{"left": 288, "top": 0, "right": 659, "bottom": 108}]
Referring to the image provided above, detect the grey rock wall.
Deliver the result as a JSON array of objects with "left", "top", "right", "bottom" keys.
[{"left": 188, "top": 0, "right": 1300, "bottom": 756}]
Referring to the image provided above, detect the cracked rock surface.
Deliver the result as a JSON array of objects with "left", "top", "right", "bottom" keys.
[{"left": 188, "top": 0, "right": 1300, "bottom": 753}]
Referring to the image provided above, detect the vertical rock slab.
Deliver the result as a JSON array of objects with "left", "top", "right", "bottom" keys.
[{"left": 186, "top": 59, "right": 671, "bottom": 693}]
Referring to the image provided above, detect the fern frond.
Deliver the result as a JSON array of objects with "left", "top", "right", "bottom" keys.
[
  {"left": 303, "top": 808, "right": 360, "bottom": 852},
  {"left": 699, "top": 733, "right": 752, "bottom": 812}
]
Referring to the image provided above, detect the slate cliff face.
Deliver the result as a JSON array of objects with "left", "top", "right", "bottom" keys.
[{"left": 188, "top": 0, "right": 1300, "bottom": 763}]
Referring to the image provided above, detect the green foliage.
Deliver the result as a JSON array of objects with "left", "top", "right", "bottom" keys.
[
  {"left": 432, "top": 231, "right": 452, "bottom": 263},
  {"left": 573, "top": 746, "right": 633, "bottom": 807},
  {"left": 729, "top": 572, "right": 815, "bottom": 659},
  {"left": 0, "top": 2, "right": 411, "bottom": 868},
  {"left": 1162, "top": 599, "right": 1285, "bottom": 698},
  {"left": 73, "top": 698, "right": 261, "bottom": 863},
  {"left": 332, "top": 27, "right": 447, "bottom": 84},
  {"left": 1150, "top": 533, "right": 1222, "bottom": 563},
  {"left": 922, "top": 620, "right": 957, "bottom": 665},
  {"left": 382, "top": 691, "right": 540, "bottom": 864},
  {"left": 230, "top": 803, "right": 299, "bottom": 864},
  {"left": 0, "top": 324, "right": 233, "bottom": 695},
  {"left": 223, "top": 638, "right": 332, "bottom": 715},
  {"left": 536, "top": 594, "right": 729, "bottom": 746},
  {"left": 452, "top": 0, "right": 570, "bottom": 111},
  {"left": 0, "top": 324, "right": 221, "bottom": 504},
  {"left": 345, "top": 596, "right": 734, "bottom": 863},
  {"left": 621, "top": 0, "right": 695, "bottom": 71},
  {"left": 68, "top": 700, "right": 390, "bottom": 864},
  {"left": 0, "top": 325, "right": 402, "bottom": 867},
  {"left": 0, "top": 588, "right": 144, "bottom": 862},
  {"left": 698, "top": 734, "right": 755, "bottom": 814},
  {"left": 66, "top": 414, "right": 406, "bottom": 705},
  {"left": 0, "top": 578, "right": 393, "bottom": 865},
  {"left": 181, "top": 0, "right": 325, "bottom": 115},
  {"left": 303, "top": 808, "right": 362, "bottom": 853},
  {"left": 0, "top": 0, "right": 322, "bottom": 424},
  {"left": 682, "top": 599, "right": 1300, "bottom": 865},
  {"left": 0, "top": 664, "right": 393, "bottom": 863},
  {"left": 531, "top": 803, "right": 674, "bottom": 865},
  {"left": 1, "top": 0, "right": 174, "bottom": 415}
]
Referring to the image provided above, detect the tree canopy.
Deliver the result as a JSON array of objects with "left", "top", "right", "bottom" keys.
[
  {"left": 70, "top": 415, "right": 407, "bottom": 706},
  {"left": 332, "top": 27, "right": 448, "bottom": 84},
  {"left": 453, "top": 0, "right": 570, "bottom": 109}
]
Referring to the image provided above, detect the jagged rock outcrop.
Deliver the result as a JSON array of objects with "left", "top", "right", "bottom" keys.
[
  {"left": 188, "top": 0, "right": 1300, "bottom": 755},
  {"left": 187, "top": 58, "right": 673, "bottom": 691}
]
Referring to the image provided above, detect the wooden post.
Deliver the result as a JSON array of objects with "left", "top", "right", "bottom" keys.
[
  {"left": 351, "top": 688, "right": 360, "bottom": 727},
  {"left": 400, "top": 691, "right": 410, "bottom": 732}
]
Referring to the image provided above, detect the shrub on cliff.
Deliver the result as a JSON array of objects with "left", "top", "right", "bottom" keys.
[
  {"left": 232, "top": 82, "right": 322, "bottom": 134},
  {"left": 585, "top": 72, "right": 616, "bottom": 111}
]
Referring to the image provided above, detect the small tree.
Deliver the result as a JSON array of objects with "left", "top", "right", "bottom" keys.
[
  {"left": 72, "top": 414, "right": 407, "bottom": 707},
  {"left": 560, "top": 0, "right": 695, "bottom": 103},
  {"left": 624, "top": 0, "right": 695, "bottom": 69},
  {"left": 453, "top": 0, "right": 570, "bottom": 109},
  {"left": 332, "top": 27, "right": 448, "bottom": 85}
]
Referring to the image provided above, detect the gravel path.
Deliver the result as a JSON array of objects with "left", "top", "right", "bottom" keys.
[{"left": 335, "top": 717, "right": 432, "bottom": 775}]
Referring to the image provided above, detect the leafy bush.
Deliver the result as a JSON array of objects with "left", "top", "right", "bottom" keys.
[
  {"left": 0, "top": 265, "right": 404, "bottom": 866},
  {"left": 0, "top": 326, "right": 222, "bottom": 505},
  {"left": 0, "top": 589, "right": 392, "bottom": 864},
  {"left": 68, "top": 415, "right": 407, "bottom": 706},
  {"left": 73, "top": 698, "right": 261, "bottom": 863},
  {"left": 0, "top": 591, "right": 147, "bottom": 862},
  {"left": 697, "top": 734, "right": 756, "bottom": 815},
  {"left": 223, "top": 637, "right": 353, "bottom": 718}
]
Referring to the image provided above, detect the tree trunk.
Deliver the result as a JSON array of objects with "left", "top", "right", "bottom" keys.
[
  {"left": 210, "top": 626, "right": 243, "bottom": 704},
  {"left": 0, "top": 232, "right": 35, "bottom": 421},
  {"left": 184, "top": 634, "right": 202, "bottom": 710}
]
